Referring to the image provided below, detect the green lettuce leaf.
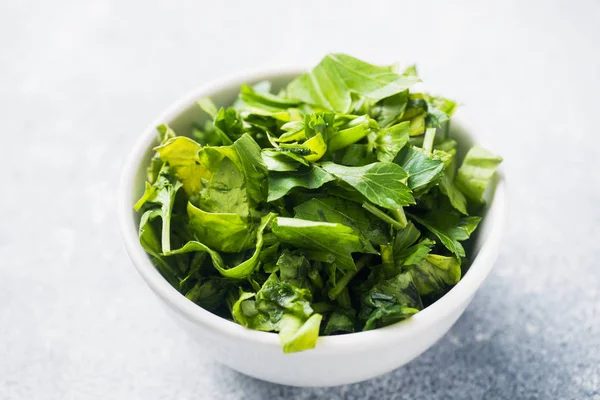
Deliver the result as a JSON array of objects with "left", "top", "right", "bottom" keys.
[
  {"left": 231, "top": 272, "right": 323, "bottom": 352},
  {"left": 138, "top": 209, "right": 180, "bottom": 286},
  {"left": 323, "top": 310, "right": 356, "bottom": 335},
  {"left": 337, "top": 143, "right": 377, "bottom": 166},
  {"left": 187, "top": 202, "right": 252, "bottom": 253},
  {"left": 239, "top": 83, "right": 299, "bottom": 119},
  {"left": 261, "top": 149, "right": 301, "bottom": 172},
  {"left": 185, "top": 277, "right": 232, "bottom": 312},
  {"left": 267, "top": 165, "right": 335, "bottom": 202},
  {"left": 271, "top": 217, "right": 363, "bottom": 271},
  {"left": 455, "top": 145, "right": 503, "bottom": 204},
  {"left": 438, "top": 147, "right": 469, "bottom": 215},
  {"left": 321, "top": 162, "right": 414, "bottom": 210},
  {"left": 374, "top": 121, "right": 410, "bottom": 163},
  {"left": 409, "top": 254, "right": 461, "bottom": 296},
  {"left": 134, "top": 165, "right": 182, "bottom": 253},
  {"left": 199, "top": 153, "right": 249, "bottom": 216},
  {"left": 154, "top": 136, "right": 209, "bottom": 196},
  {"left": 328, "top": 115, "right": 374, "bottom": 152},
  {"left": 394, "top": 146, "right": 445, "bottom": 193},
  {"left": 134, "top": 53, "right": 501, "bottom": 352},
  {"left": 410, "top": 211, "right": 481, "bottom": 258},
  {"left": 287, "top": 53, "right": 419, "bottom": 113},
  {"left": 147, "top": 124, "right": 176, "bottom": 183},
  {"left": 371, "top": 90, "right": 409, "bottom": 128},
  {"left": 294, "top": 197, "right": 386, "bottom": 251},
  {"left": 167, "top": 213, "right": 276, "bottom": 279},
  {"left": 230, "top": 134, "right": 269, "bottom": 205},
  {"left": 358, "top": 271, "right": 423, "bottom": 330}
]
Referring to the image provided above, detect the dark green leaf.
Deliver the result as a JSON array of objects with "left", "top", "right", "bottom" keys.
[
  {"left": 271, "top": 217, "right": 363, "bottom": 272},
  {"left": 409, "top": 211, "right": 481, "bottom": 258},
  {"left": 294, "top": 197, "right": 387, "bottom": 249},
  {"left": 409, "top": 254, "right": 461, "bottom": 296},
  {"left": 371, "top": 90, "right": 409, "bottom": 128},
  {"left": 394, "top": 146, "right": 445, "bottom": 193}
]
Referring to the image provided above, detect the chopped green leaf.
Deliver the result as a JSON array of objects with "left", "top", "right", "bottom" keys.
[
  {"left": 134, "top": 53, "right": 501, "bottom": 352},
  {"left": 268, "top": 165, "right": 335, "bottom": 202},
  {"left": 321, "top": 162, "right": 415, "bottom": 210},
  {"left": 455, "top": 145, "right": 503, "bottom": 204},
  {"left": 287, "top": 53, "right": 419, "bottom": 113},
  {"left": 271, "top": 217, "right": 363, "bottom": 272},
  {"left": 187, "top": 202, "right": 253, "bottom": 253}
]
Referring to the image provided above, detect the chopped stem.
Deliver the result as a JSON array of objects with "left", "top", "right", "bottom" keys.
[
  {"left": 391, "top": 207, "right": 408, "bottom": 228},
  {"left": 363, "top": 202, "right": 405, "bottom": 229},
  {"left": 161, "top": 209, "right": 171, "bottom": 253},
  {"left": 328, "top": 255, "right": 371, "bottom": 300},
  {"left": 423, "top": 127, "right": 436, "bottom": 153}
]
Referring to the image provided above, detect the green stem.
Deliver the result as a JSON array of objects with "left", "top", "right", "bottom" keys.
[
  {"left": 328, "top": 255, "right": 371, "bottom": 300},
  {"left": 363, "top": 202, "right": 405, "bottom": 229},
  {"left": 423, "top": 127, "right": 436, "bottom": 153},
  {"left": 391, "top": 207, "right": 408, "bottom": 229}
]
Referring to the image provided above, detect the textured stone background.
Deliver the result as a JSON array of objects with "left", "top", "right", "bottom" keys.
[{"left": 1, "top": 0, "right": 599, "bottom": 399}]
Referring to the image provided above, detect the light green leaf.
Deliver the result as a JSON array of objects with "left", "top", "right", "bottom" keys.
[
  {"left": 440, "top": 174, "right": 468, "bottom": 215},
  {"left": 138, "top": 209, "right": 179, "bottom": 286},
  {"left": 199, "top": 154, "right": 249, "bottom": 216},
  {"left": 134, "top": 165, "right": 182, "bottom": 253},
  {"left": 231, "top": 134, "right": 269, "bottom": 205},
  {"left": 375, "top": 121, "right": 410, "bottom": 162},
  {"left": 455, "top": 145, "right": 503, "bottom": 204},
  {"left": 261, "top": 149, "right": 301, "bottom": 172},
  {"left": 392, "top": 222, "right": 421, "bottom": 255},
  {"left": 277, "top": 121, "right": 306, "bottom": 143},
  {"left": 238, "top": 84, "right": 299, "bottom": 121},
  {"left": 287, "top": 53, "right": 419, "bottom": 113},
  {"left": 187, "top": 202, "right": 252, "bottom": 253},
  {"left": 321, "top": 162, "right": 415, "bottom": 210},
  {"left": 396, "top": 238, "right": 435, "bottom": 267},
  {"left": 358, "top": 271, "right": 423, "bottom": 330},
  {"left": 167, "top": 213, "right": 276, "bottom": 279},
  {"left": 147, "top": 124, "right": 177, "bottom": 183},
  {"left": 328, "top": 115, "right": 373, "bottom": 152},
  {"left": 279, "top": 313, "right": 322, "bottom": 353},
  {"left": 304, "top": 133, "right": 327, "bottom": 162},
  {"left": 155, "top": 136, "right": 210, "bottom": 196}
]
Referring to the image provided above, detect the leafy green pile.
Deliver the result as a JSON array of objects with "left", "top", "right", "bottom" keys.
[{"left": 135, "top": 54, "right": 502, "bottom": 353}]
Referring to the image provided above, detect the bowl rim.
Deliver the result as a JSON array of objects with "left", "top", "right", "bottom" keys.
[{"left": 118, "top": 67, "right": 507, "bottom": 354}]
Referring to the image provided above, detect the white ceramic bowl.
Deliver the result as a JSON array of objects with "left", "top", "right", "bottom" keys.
[{"left": 118, "top": 68, "right": 507, "bottom": 387}]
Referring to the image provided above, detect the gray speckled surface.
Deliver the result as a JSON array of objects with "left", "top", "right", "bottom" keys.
[{"left": 2, "top": 0, "right": 600, "bottom": 399}]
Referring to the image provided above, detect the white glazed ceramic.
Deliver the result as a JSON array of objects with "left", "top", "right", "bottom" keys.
[{"left": 118, "top": 68, "right": 507, "bottom": 387}]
